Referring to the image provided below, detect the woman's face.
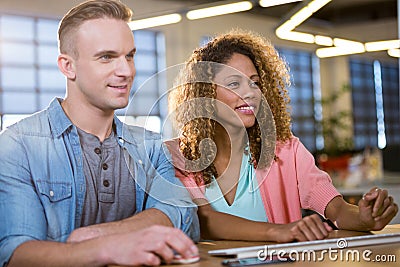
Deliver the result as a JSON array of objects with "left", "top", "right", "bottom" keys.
[{"left": 213, "top": 53, "right": 262, "bottom": 130}]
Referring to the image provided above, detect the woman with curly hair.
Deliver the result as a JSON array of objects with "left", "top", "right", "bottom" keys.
[{"left": 167, "top": 29, "right": 398, "bottom": 242}]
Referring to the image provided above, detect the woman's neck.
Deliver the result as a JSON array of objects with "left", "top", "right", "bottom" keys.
[{"left": 214, "top": 123, "right": 247, "bottom": 158}]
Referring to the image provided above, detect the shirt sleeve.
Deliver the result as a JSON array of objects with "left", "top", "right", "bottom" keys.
[
  {"left": 141, "top": 140, "right": 200, "bottom": 241},
  {"left": 0, "top": 128, "right": 45, "bottom": 266}
]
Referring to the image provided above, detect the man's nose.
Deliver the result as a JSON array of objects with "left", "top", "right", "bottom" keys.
[{"left": 115, "top": 57, "right": 135, "bottom": 77}]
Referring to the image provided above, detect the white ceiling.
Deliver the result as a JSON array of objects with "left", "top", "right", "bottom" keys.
[{"left": 0, "top": 0, "right": 397, "bottom": 24}]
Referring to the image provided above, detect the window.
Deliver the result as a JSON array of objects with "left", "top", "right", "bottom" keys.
[
  {"left": 278, "top": 47, "right": 319, "bottom": 152},
  {"left": 0, "top": 14, "right": 165, "bottom": 133},
  {"left": 118, "top": 30, "right": 166, "bottom": 133},
  {"left": 350, "top": 59, "right": 377, "bottom": 149},
  {"left": 381, "top": 61, "right": 400, "bottom": 145},
  {"left": 350, "top": 58, "right": 400, "bottom": 149},
  {"left": 0, "top": 15, "right": 63, "bottom": 129}
]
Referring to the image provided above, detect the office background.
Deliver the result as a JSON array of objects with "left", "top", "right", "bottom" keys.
[{"left": 0, "top": 0, "right": 398, "bottom": 170}]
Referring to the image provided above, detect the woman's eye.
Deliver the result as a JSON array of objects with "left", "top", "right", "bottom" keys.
[
  {"left": 227, "top": 81, "right": 240, "bottom": 89},
  {"left": 250, "top": 80, "right": 260, "bottom": 88}
]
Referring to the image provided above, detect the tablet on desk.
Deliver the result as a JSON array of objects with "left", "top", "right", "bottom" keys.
[
  {"left": 222, "top": 256, "right": 294, "bottom": 267},
  {"left": 209, "top": 232, "right": 400, "bottom": 259}
]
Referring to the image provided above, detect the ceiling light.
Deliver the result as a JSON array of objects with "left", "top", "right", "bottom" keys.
[
  {"left": 276, "top": 20, "right": 299, "bottom": 33},
  {"left": 316, "top": 46, "right": 365, "bottom": 58},
  {"left": 276, "top": 31, "right": 314, "bottom": 43},
  {"left": 186, "top": 1, "right": 252, "bottom": 20},
  {"left": 333, "top": 38, "right": 365, "bottom": 50},
  {"left": 365, "top": 40, "right": 400, "bottom": 52},
  {"left": 275, "top": 0, "right": 396, "bottom": 58},
  {"left": 278, "top": 0, "right": 332, "bottom": 31},
  {"left": 259, "top": 0, "right": 302, "bottom": 8},
  {"left": 307, "top": 0, "right": 331, "bottom": 13},
  {"left": 275, "top": 0, "right": 332, "bottom": 42},
  {"left": 388, "top": 48, "right": 400, "bottom": 57},
  {"left": 129, "top": 14, "right": 182, "bottom": 30},
  {"left": 315, "top": 35, "right": 333, "bottom": 46},
  {"left": 289, "top": 7, "right": 312, "bottom": 27}
]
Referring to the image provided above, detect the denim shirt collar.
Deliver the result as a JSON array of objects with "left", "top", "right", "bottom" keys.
[
  {"left": 47, "top": 97, "right": 138, "bottom": 146},
  {"left": 47, "top": 98, "right": 74, "bottom": 138}
]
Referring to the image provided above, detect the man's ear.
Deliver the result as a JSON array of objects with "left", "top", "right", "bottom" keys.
[{"left": 58, "top": 54, "right": 76, "bottom": 80}]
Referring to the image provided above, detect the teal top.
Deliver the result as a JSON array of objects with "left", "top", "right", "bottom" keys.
[{"left": 204, "top": 152, "right": 268, "bottom": 222}]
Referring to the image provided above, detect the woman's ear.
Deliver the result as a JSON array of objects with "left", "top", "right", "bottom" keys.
[{"left": 58, "top": 54, "right": 76, "bottom": 80}]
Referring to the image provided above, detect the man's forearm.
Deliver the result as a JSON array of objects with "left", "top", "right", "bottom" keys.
[
  {"left": 67, "top": 208, "right": 173, "bottom": 242},
  {"left": 8, "top": 239, "right": 106, "bottom": 267}
]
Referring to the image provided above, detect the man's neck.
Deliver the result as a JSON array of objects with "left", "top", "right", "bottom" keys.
[{"left": 61, "top": 99, "right": 115, "bottom": 142}]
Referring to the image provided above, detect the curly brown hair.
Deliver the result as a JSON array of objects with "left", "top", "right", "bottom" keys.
[{"left": 169, "top": 29, "right": 292, "bottom": 185}]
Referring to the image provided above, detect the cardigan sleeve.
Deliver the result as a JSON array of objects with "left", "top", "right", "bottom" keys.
[{"left": 294, "top": 138, "right": 342, "bottom": 216}]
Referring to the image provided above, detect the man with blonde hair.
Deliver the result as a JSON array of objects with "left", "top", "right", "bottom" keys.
[{"left": 0, "top": 1, "right": 199, "bottom": 266}]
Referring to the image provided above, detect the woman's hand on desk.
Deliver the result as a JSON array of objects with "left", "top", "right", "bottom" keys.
[
  {"left": 358, "top": 187, "right": 399, "bottom": 231},
  {"left": 271, "top": 214, "right": 333, "bottom": 243}
]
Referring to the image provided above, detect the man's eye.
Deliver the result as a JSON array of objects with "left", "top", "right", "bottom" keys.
[
  {"left": 126, "top": 53, "right": 134, "bottom": 60},
  {"left": 100, "top": 55, "right": 112, "bottom": 60}
]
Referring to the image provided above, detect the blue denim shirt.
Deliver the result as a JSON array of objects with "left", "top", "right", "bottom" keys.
[{"left": 0, "top": 98, "right": 200, "bottom": 266}]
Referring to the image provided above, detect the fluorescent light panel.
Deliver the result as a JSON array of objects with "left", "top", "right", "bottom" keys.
[
  {"left": 259, "top": 0, "right": 302, "bottom": 8},
  {"left": 287, "top": 0, "right": 331, "bottom": 30},
  {"left": 307, "top": 0, "right": 331, "bottom": 13},
  {"left": 333, "top": 38, "right": 364, "bottom": 50},
  {"left": 186, "top": 1, "right": 252, "bottom": 20},
  {"left": 388, "top": 48, "right": 400, "bottom": 58},
  {"left": 275, "top": 0, "right": 396, "bottom": 58},
  {"left": 129, "top": 13, "right": 182, "bottom": 30},
  {"left": 277, "top": 31, "right": 314, "bottom": 43},
  {"left": 315, "top": 35, "right": 333, "bottom": 46},
  {"left": 365, "top": 40, "right": 400, "bottom": 52},
  {"left": 275, "top": 0, "right": 332, "bottom": 43},
  {"left": 316, "top": 46, "right": 365, "bottom": 58},
  {"left": 289, "top": 7, "right": 313, "bottom": 27}
]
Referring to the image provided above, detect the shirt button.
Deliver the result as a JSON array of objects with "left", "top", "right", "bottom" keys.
[
  {"left": 49, "top": 190, "right": 54, "bottom": 197},
  {"left": 103, "top": 180, "right": 110, "bottom": 187},
  {"left": 138, "top": 160, "right": 143, "bottom": 165},
  {"left": 102, "top": 163, "right": 108, "bottom": 170},
  {"left": 185, "top": 216, "right": 190, "bottom": 224},
  {"left": 94, "top": 147, "right": 101, "bottom": 154}
]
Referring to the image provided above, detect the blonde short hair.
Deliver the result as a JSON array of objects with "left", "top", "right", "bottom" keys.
[{"left": 58, "top": 0, "right": 133, "bottom": 57}]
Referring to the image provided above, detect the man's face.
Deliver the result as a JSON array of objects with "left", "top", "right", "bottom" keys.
[{"left": 72, "top": 18, "right": 136, "bottom": 113}]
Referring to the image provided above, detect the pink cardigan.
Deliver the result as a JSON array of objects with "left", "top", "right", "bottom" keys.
[{"left": 166, "top": 137, "right": 341, "bottom": 224}]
